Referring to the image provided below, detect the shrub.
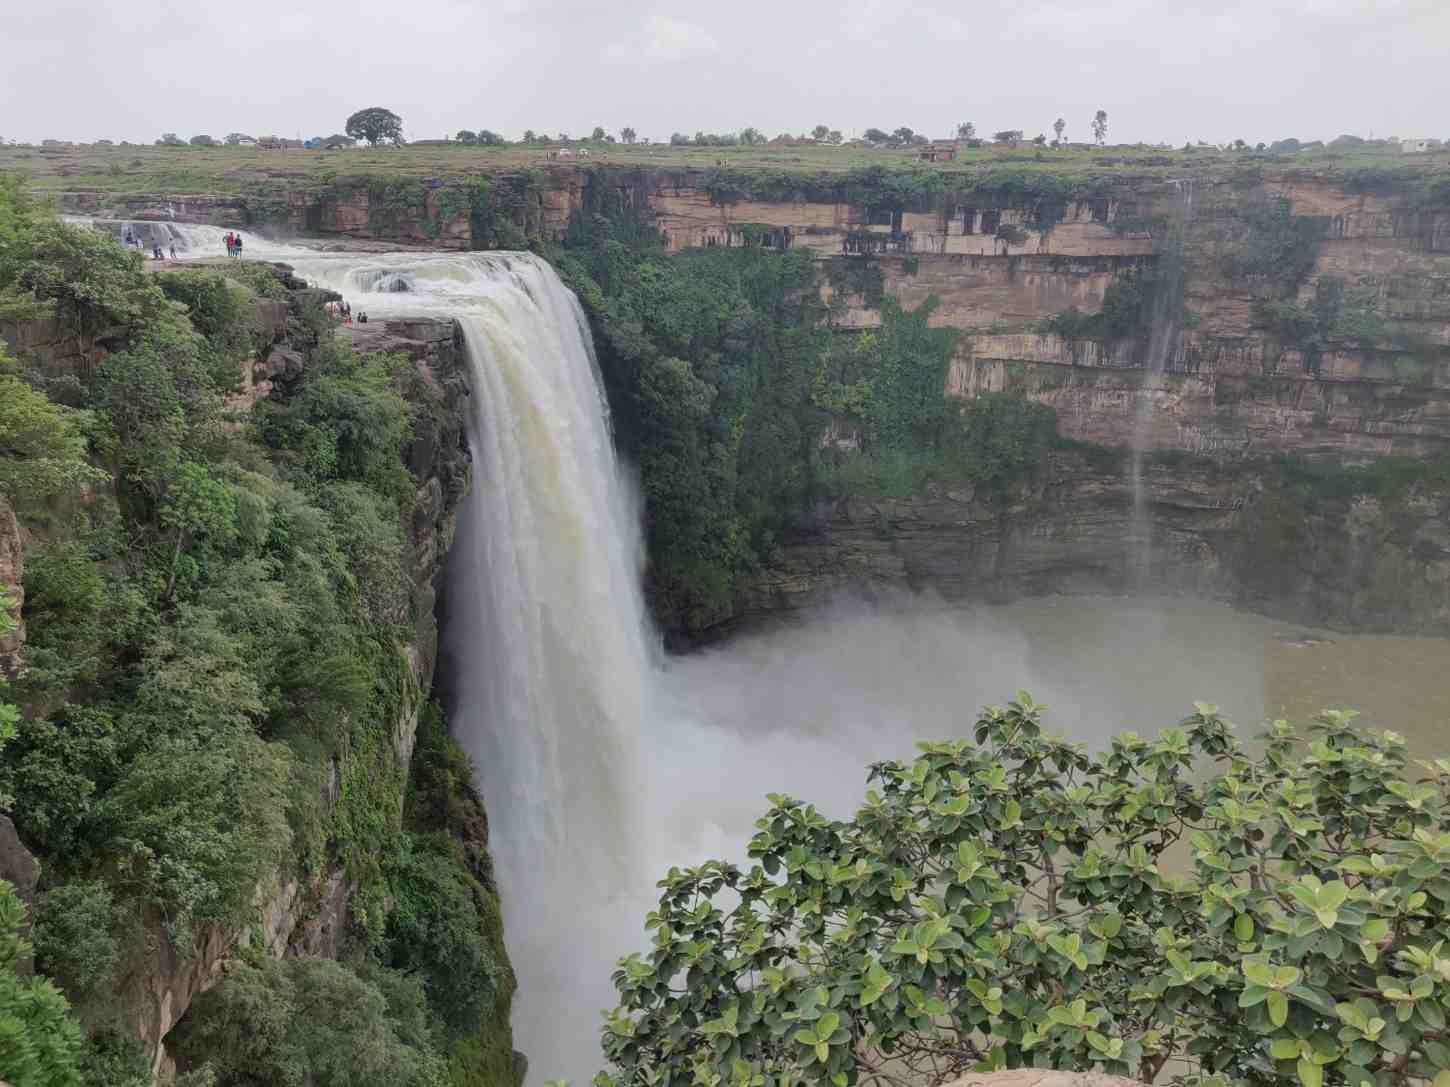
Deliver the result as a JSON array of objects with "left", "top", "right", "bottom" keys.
[
  {"left": 0, "top": 879, "right": 84, "bottom": 1087},
  {"left": 170, "top": 956, "right": 445, "bottom": 1087},
  {"left": 601, "top": 696, "right": 1450, "bottom": 1087},
  {"left": 385, "top": 833, "right": 503, "bottom": 1039},
  {"left": 32, "top": 880, "right": 120, "bottom": 1006},
  {"left": 0, "top": 348, "right": 101, "bottom": 504}
]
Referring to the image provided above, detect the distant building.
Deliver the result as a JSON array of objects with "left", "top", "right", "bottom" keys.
[
  {"left": 235, "top": 137, "right": 257, "bottom": 147},
  {"left": 1401, "top": 138, "right": 1443, "bottom": 154},
  {"left": 918, "top": 139, "right": 959, "bottom": 162}
]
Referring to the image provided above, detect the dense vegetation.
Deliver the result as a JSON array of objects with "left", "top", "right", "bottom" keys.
[
  {"left": 602, "top": 696, "right": 1450, "bottom": 1087},
  {"left": 0, "top": 177, "right": 511, "bottom": 1085},
  {"left": 547, "top": 206, "right": 1060, "bottom": 629}
]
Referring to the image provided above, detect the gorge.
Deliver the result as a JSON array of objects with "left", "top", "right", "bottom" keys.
[{"left": 2, "top": 141, "right": 1450, "bottom": 1087}]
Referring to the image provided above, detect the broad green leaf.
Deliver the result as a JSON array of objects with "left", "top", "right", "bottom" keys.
[
  {"left": 1298, "top": 1057, "right": 1323, "bottom": 1087},
  {"left": 1271, "top": 1038, "right": 1302, "bottom": 1060},
  {"left": 1268, "top": 990, "right": 1289, "bottom": 1027}
]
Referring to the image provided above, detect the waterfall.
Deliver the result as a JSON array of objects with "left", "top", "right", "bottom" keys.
[
  {"left": 443, "top": 255, "right": 651, "bottom": 877},
  {"left": 1128, "top": 179, "right": 1195, "bottom": 589}
]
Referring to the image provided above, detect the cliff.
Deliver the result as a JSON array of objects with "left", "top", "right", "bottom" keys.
[
  {"left": 0, "top": 249, "right": 511, "bottom": 1081},
  {"left": 726, "top": 448, "right": 1450, "bottom": 640},
  {"left": 117, "top": 313, "right": 478, "bottom": 1073},
  {"left": 32, "top": 154, "right": 1450, "bottom": 639}
]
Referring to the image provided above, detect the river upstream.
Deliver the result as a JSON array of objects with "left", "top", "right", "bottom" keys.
[{"left": 117, "top": 219, "right": 1450, "bottom": 1085}]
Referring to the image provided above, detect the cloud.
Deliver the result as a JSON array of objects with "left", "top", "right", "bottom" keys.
[{"left": 605, "top": 14, "right": 719, "bottom": 63}]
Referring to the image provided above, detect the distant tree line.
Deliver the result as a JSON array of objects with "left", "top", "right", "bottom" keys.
[{"left": 115, "top": 105, "right": 1437, "bottom": 157}]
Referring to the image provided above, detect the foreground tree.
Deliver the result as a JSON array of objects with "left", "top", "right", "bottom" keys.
[
  {"left": 0, "top": 879, "right": 84, "bottom": 1087},
  {"left": 601, "top": 696, "right": 1450, "bottom": 1087},
  {"left": 1092, "top": 109, "right": 1108, "bottom": 145},
  {"left": 344, "top": 107, "right": 403, "bottom": 146}
]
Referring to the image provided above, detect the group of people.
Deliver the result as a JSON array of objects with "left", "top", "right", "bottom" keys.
[
  {"left": 223, "top": 231, "right": 244, "bottom": 258},
  {"left": 324, "top": 299, "right": 368, "bottom": 325},
  {"left": 121, "top": 230, "right": 175, "bottom": 261}
]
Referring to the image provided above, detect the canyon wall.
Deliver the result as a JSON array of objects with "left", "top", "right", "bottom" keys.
[
  {"left": 54, "top": 164, "right": 1450, "bottom": 638},
  {"left": 726, "top": 448, "right": 1450, "bottom": 639},
  {"left": 1, "top": 282, "right": 491, "bottom": 1072},
  {"left": 60, "top": 166, "right": 1450, "bottom": 468}
]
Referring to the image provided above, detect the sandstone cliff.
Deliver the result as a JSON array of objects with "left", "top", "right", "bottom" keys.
[
  {"left": 50, "top": 162, "right": 1450, "bottom": 640},
  {"left": 725, "top": 448, "right": 1450, "bottom": 640}
]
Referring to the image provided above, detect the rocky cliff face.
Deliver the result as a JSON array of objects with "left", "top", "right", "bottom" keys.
[
  {"left": 127, "top": 313, "right": 475, "bottom": 1073},
  {"left": 1, "top": 283, "right": 479, "bottom": 1070},
  {"left": 53, "top": 164, "right": 1450, "bottom": 638},
  {"left": 727, "top": 449, "right": 1450, "bottom": 639}
]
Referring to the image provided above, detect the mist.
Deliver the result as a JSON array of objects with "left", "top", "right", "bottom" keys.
[{"left": 489, "top": 592, "right": 1271, "bottom": 1085}]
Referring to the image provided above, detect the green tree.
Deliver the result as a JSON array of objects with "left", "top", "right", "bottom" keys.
[
  {"left": 222, "top": 133, "right": 252, "bottom": 145},
  {"left": 188, "top": 135, "right": 215, "bottom": 147},
  {"left": 1092, "top": 109, "right": 1108, "bottom": 144},
  {"left": 455, "top": 130, "right": 477, "bottom": 144},
  {"left": 957, "top": 121, "right": 976, "bottom": 140},
  {"left": 345, "top": 107, "right": 403, "bottom": 146},
  {"left": 156, "top": 133, "right": 185, "bottom": 147},
  {"left": 591, "top": 126, "right": 608, "bottom": 142},
  {"left": 1053, "top": 117, "right": 1066, "bottom": 144},
  {"left": 477, "top": 130, "right": 505, "bottom": 146},
  {"left": 601, "top": 697, "right": 1450, "bottom": 1087},
  {"left": 621, "top": 127, "right": 637, "bottom": 144},
  {"left": 0, "top": 349, "right": 101, "bottom": 504},
  {"left": 812, "top": 125, "right": 831, "bottom": 141},
  {"left": 863, "top": 128, "right": 890, "bottom": 145},
  {"left": 170, "top": 956, "right": 444, "bottom": 1087},
  {"left": 0, "top": 879, "right": 84, "bottom": 1087}
]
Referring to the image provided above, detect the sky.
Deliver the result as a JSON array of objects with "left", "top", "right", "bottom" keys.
[{"left": 4, "top": 0, "right": 1447, "bottom": 146}]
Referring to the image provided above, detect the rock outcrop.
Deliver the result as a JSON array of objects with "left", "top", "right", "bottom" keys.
[{"left": 723, "top": 449, "right": 1450, "bottom": 641}]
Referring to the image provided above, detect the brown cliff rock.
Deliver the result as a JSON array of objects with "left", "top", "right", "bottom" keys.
[{"left": 0, "top": 498, "right": 22, "bottom": 679}]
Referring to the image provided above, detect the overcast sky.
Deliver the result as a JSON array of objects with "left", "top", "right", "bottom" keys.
[{"left": 5, "top": 0, "right": 1447, "bottom": 146}]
